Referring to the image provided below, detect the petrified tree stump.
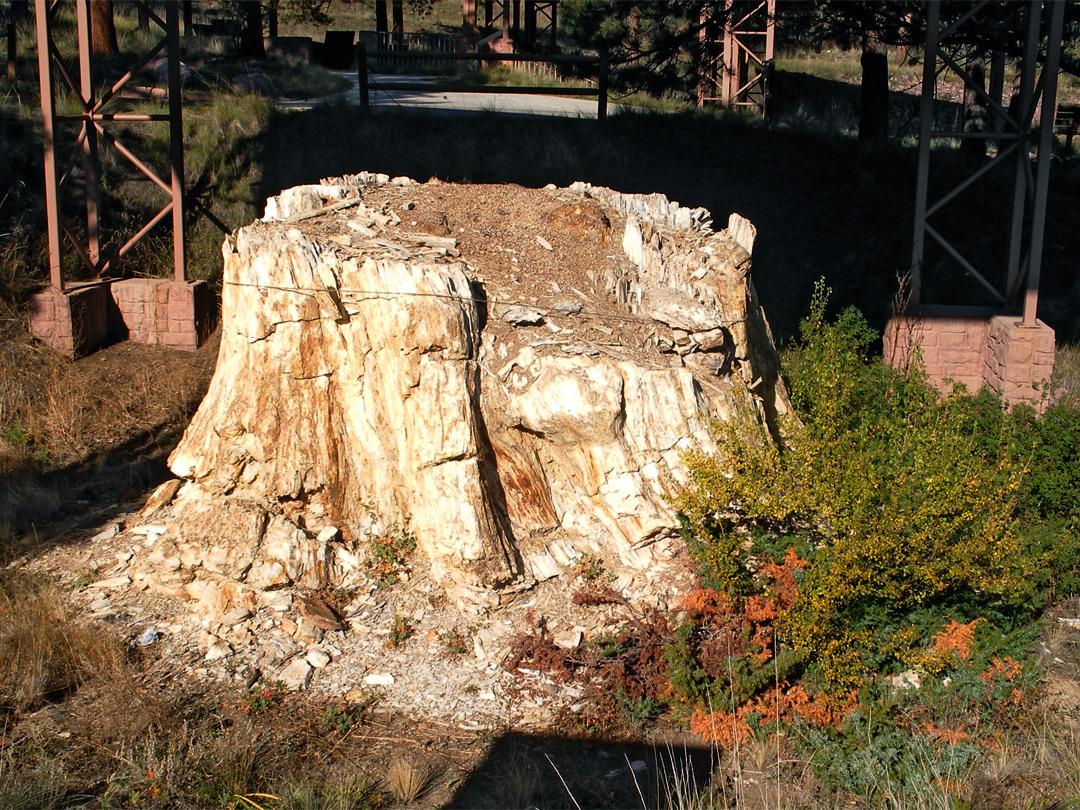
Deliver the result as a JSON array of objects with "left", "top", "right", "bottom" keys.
[{"left": 155, "top": 175, "right": 791, "bottom": 611}]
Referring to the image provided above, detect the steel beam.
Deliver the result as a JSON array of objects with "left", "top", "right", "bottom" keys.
[
  {"left": 35, "top": 0, "right": 62, "bottom": 289},
  {"left": 1005, "top": 2, "right": 1041, "bottom": 297},
  {"left": 76, "top": 0, "right": 100, "bottom": 273},
  {"left": 910, "top": 0, "right": 939, "bottom": 306},
  {"left": 167, "top": 0, "right": 186, "bottom": 281},
  {"left": 909, "top": 0, "right": 1062, "bottom": 323},
  {"left": 1022, "top": 0, "right": 1064, "bottom": 325}
]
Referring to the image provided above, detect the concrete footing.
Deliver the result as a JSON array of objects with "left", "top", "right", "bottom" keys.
[
  {"left": 29, "top": 279, "right": 215, "bottom": 356},
  {"left": 110, "top": 279, "right": 215, "bottom": 351},
  {"left": 884, "top": 305, "right": 1056, "bottom": 411},
  {"left": 26, "top": 282, "right": 114, "bottom": 357}
]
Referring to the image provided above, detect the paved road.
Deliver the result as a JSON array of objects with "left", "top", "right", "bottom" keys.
[{"left": 278, "top": 71, "right": 609, "bottom": 119}]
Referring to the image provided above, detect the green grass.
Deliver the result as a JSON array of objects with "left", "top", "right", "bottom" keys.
[
  {"left": 277, "top": 0, "right": 464, "bottom": 39},
  {"left": 1053, "top": 343, "right": 1080, "bottom": 405},
  {"left": 450, "top": 63, "right": 590, "bottom": 90},
  {"left": 776, "top": 50, "right": 868, "bottom": 84}
]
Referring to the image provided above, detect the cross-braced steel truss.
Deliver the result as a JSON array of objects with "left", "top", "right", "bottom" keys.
[
  {"left": 466, "top": 1, "right": 558, "bottom": 51},
  {"left": 698, "top": 0, "right": 775, "bottom": 114},
  {"left": 911, "top": 0, "right": 1064, "bottom": 325},
  {"left": 35, "top": 0, "right": 186, "bottom": 290}
]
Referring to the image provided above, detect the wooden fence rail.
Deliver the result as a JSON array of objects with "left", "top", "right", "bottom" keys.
[{"left": 356, "top": 44, "right": 608, "bottom": 122}]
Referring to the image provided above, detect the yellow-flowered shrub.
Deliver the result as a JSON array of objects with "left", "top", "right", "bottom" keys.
[{"left": 676, "top": 282, "right": 1034, "bottom": 691}]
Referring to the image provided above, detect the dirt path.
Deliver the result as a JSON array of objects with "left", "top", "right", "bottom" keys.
[{"left": 279, "top": 70, "right": 612, "bottom": 119}]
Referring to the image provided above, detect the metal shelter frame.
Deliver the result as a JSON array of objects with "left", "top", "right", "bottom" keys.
[
  {"left": 698, "top": 0, "right": 775, "bottom": 113},
  {"left": 910, "top": 0, "right": 1065, "bottom": 325},
  {"left": 466, "top": 0, "right": 558, "bottom": 51},
  {"left": 35, "top": 0, "right": 186, "bottom": 291}
]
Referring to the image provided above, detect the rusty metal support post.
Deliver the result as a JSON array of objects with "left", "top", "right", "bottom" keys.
[
  {"left": 76, "top": 0, "right": 101, "bottom": 274},
  {"left": 697, "top": 2, "right": 708, "bottom": 108},
  {"left": 462, "top": 0, "right": 478, "bottom": 45},
  {"left": 166, "top": 0, "right": 186, "bottom": 281},
  {"left": 721, "top": 1, "right": 735, "bottom": 107},
  {"left": 35, "top": 0, "right": 63, "bottom": 290},
  {"left": 524, "top": 1, "right": 536, "bottom": 48},
  {"left": 1022, "top": 0, "right": 1064, "bottom": 326},
  {"left": 764, "top": 0, "right": 775, "bottom": 60},
  {"left": 910, "top": 0, "right": 939, "bottom": 308},
  {"left": 761, "top": 0, "right": 775, "bottom": 117},
  {"left": 1005, "top": 1, "right": 1041, "bottom": 298}
]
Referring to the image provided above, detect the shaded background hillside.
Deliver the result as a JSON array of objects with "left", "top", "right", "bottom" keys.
[{"left": 257, "top": 99, "right": 1080, "bottom": 346}]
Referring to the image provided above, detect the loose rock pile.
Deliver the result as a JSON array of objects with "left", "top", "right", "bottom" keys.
[{"left": 45, "top": 487, "right": 697, "bottom": 728}]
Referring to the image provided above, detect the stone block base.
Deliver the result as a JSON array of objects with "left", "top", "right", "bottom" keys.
[
  {"left": 29, "top": 279, "right": 215, "bottom": 355},
  {"left": 111, "top": 279, "right": 215, "bottom": 351},
  {"left": 884, "top": 306, "right": 1055, "bottom": 411},
  {"left": 27, "top": 282, "right": 113, "bottom": 357},
  {"left": 984, "top": 315, "right": 1056, "bottom": 406}
]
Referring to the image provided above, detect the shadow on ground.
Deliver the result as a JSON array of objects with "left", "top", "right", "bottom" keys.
[
  {"left": 446, "top": 729, "right": 719, "bottom": 810},
  {"left": 2, "top": 425, "right": 179, "bottom": 549}
]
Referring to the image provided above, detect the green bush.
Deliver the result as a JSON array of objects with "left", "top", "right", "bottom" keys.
[{"left": 676, "top": 282, "right": 1038, "bottom": 691}]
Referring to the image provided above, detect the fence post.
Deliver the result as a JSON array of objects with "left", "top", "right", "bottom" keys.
[
  {"left": 357, "top": 41, "right": 369, "bottom": 112},
  {"left": 597, "top": 48, "right": 607, "bottom": 123}
]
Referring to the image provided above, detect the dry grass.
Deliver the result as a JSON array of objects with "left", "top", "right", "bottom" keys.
[
  {"left": 0, "top": 334, "right": 204, "bottom": 471},
  {"left": 0, "top": 325, "right": 216, "bottom": 533},
  {"left": 656, "top": 749, "right": 713, "bottom": 810},
  {"left": 387, "top": 755, "right": 430, "bottom": 804},
  {"left": 0, "top": 569, "right": 137, "bottom": 713},
  {"left": 1050, "top": 728, "right": 1080, "bottom": 803},
  {"left": 491, "top": 755, "right": 540, "bottom": 809},
  {"left": 0, "top": 564, "right": 422, "bottom": 808},
  {"left": 1053, "top": 343, "right": 1080, "bottom": 406}
]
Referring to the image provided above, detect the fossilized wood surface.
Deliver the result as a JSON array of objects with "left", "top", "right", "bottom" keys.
[{"left": 161, "top": 174, "right": 792, "bottom": 606}]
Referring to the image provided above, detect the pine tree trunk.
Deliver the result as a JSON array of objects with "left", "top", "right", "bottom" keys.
[
  {"left": 267, "top": 0, "right": 279, "bottom": 38},
  {"left": 859, "top": 34, "right": 889, "bottom": 143},
  {"left": 90, "top": 0, "right": 119, "bottom": 56},
  {"left": 238, "top": 1, "right": 266, "bottom": 59}
]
